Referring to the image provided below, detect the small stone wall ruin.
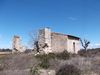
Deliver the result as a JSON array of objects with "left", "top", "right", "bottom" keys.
[{"left": 12, "top": 35, "right": 27, "bottom": 53}]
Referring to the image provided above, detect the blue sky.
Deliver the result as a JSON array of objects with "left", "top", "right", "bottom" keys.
[{"left": 0, "top": 0, "right": 100, "bottom": 49}]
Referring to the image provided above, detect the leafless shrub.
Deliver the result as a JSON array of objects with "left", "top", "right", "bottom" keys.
[
  {"left": 80, "top": 39, "right": 90, "bottom": 50},
  {"left": 28, "top": 29, "right": 39, "bottom": 52}
]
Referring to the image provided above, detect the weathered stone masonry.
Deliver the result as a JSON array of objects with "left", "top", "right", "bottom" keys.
[
  {"left": 12, "top": 35, "right": 27, "bottom": 53},
  {"left": 39, "top": 28, "right": 80, "bottom": 54}
]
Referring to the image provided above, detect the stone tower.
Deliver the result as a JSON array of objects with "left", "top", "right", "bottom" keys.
[
  {"left": 12, "top": 35, "right": 21, "bottom": 53},
  {"left": 39, "top": 28, "right": 52, "bottom": 54}
]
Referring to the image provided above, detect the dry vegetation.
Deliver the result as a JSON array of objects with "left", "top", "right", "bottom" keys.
[
  {"left": 0, "top": 52, "right": 12, "bottom": 55},
  {"left": 0, "top": 49, "right": 100, "bottom": 75}
]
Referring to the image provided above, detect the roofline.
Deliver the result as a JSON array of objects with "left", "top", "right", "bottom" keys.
[
  {"left": 67, "top": 34, "right": 80, "bottom": 39},
  {"left": 51, "top": 32, "right": 80, "bottom": 39}
]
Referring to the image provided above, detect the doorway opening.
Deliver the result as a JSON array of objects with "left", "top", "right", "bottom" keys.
[{"left": 73, "top": 42, "right": 75, "bottom": 53}]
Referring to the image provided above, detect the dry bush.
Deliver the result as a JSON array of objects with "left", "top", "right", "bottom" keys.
[
  {"left": 91, "top": 56, "right": 100, "bottom": 73},
  {"left": 56, "top": 64, "right": 81, "bottom": 75},
  {"left": 64, "top": 56, "right": 100, "bottom": 74},
  {"left": 70, "top": 57, "right": 92, "bottom": 73},
  {"left": 48, "top": 58, "right": 60, "bottom": 71},
  {"left": 3, "top": 53, "right": 38, "bottom": 70},
  {"left": 78, "top": 48, "right": 100, "bottom": 57},
  {"left": 0, "top": 48, "right": 99, "bottom": 75},
  {"left": 78, "top": 50, "right": 87, "bottom": 57}
]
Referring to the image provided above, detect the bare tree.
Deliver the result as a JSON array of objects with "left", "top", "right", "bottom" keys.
[
  {"left": 28, "top": 29, "right": 39, "bottom": 52},
  {"left": 80, "top": 39, "right": 90, "bottom": 50}
]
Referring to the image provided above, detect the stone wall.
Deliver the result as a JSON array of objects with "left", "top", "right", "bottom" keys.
[
  {"left": 20, "top": 46, "right": 27, "bottom": 52},
  {"left": 51, "top": 32, "right": 68, "bottom": 53},
  {"left": 39, "top": 28, "right": 52, "bottom": 54}
]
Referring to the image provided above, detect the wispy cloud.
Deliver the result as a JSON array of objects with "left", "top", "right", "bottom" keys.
[
  {"left": 88, "top": 44, "right": 100, "bottom": 48},
  {"left": 69, "top": 17, "right": 76, "bottom": 20},
  {"left": 90, "top": 44, "right": 100, "bottom": 47},
  {"left": 84, "top": 34, "right": 88, "bottom": 36},
  {"left": 0, "top": 34, "right": 2, "bottom": 38}
]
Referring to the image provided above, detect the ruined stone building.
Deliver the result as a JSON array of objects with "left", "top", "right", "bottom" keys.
[
  {"left": 12, "top": 35, "right": 27, "bottom": 53},
  {"left": 39, "top": 28, "right": 80, "bottom": 54}
]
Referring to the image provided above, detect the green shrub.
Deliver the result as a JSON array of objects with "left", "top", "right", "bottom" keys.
[
  {"left": 30, "top": 67, "right": 39, "bottom": 75},
  {"left": 35, "top": 51, "right": 70, "bottom": 68},
  {"left": 0, "top": 57, "right": 3, "bottom": 60},
  {"left": 36, "top": 53, "right": 56, "bottom": 60},
  {"left": 48, "top": 53, "right": 56, "bottom": 59},
  {"left": 36, "top": 54, "right": 50, "bottom": 69},
  {"left": 56, "top": 50, "right": 70, "bottom": 60},
  {"left": 35, "top": 53, "right": 56, "bottom": 69},
  {"left": 39, "top": 61, "right": 50, "bottom": 69},
  {"left": 56, "top": 64, "right": 81, "bottom": 75}
]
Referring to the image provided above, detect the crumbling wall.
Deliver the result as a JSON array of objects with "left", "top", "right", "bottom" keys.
[
  {"left": 20, "top": 46, "right": 27, "bottom": 52},
  {"left": 39, "top": 28, "right": 52, "bottom": 54},
  {"left": 12, "top": 35, "right": 27, "bottom": 53}
]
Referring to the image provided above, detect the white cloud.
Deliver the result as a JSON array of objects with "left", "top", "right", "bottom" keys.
[
  {"left": 90, "top": 44, "right": 100, "bottom": 47},
  {"left": 69, "top": 17, "right": 76, "bottom": 20},
  {"left": 0, "top": 34, "right": 2, "bottom": 38},
  {"left": 84, "top": 34, "right": 88, "bottom": 36},
  {"left": 88, "top": 44, "right": 100, "bottom": 49}
]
